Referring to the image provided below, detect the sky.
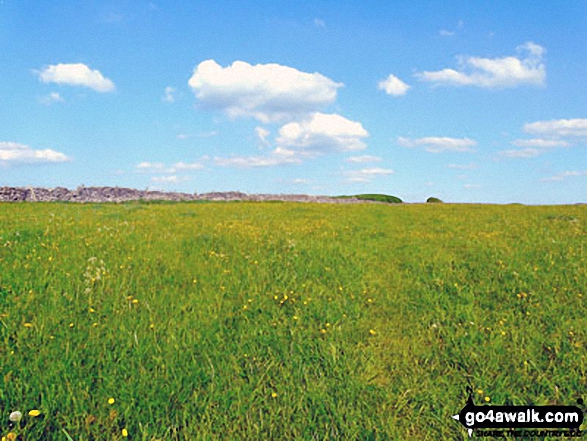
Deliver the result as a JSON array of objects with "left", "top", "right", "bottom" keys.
[{"left": 1, "top": 1, "right": 586, "bottom": 204}]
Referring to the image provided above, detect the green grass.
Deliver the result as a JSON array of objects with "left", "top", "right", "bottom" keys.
[
  {"left": 336, "top": 194, "right": 403, "bottom": 204},
  {"left": 0, "top": 202, "right": 585, "bottom": 440}
]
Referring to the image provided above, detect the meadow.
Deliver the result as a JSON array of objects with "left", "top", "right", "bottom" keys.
[{"left": 0, "top": 201, "right": 585, "bottom": 440}]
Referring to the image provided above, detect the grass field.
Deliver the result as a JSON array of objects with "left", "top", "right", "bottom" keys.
[{"left": 0, "top": 201, "right": 585, "bottom": 440}]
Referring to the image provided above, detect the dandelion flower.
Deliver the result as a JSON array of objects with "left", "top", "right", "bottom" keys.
[
  {"left": 108, "top": 398, "right": 115, "bottom": 405},
  {"left": 9, "top": 411, "right": 22, "bottom": 422},
  {"left": 484, "top": 396, "right": 490, "bottom": 402},
  {"left": 28, "top": 409, "right": 41, "bottom": 417},
  {"left": 271, "top": 392, "right": 277, "bottom": 398},
  {"left": 6, "top": 433, "right": 17, "bottom": 441},
  {"left": 122, "top": 428, "right": 128, "bottom": 437},
  {"left": 23, "top": 323, "right": 33, "bottom": 328},
  {"left": 369, "top": 329, "right": 377, "bottom": 335}
]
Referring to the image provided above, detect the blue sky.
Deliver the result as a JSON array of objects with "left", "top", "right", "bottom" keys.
[{"left": 1, "top": 1, "right": 586, "bottom": 203}]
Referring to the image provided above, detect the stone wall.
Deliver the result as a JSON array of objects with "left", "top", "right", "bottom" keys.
[{"left": 0, "top": 186, "right": 367, "bottom": 204}]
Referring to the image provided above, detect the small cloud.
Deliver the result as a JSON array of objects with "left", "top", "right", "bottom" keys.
[
  {"left": 37, "top": 63, "right": 115, "bottom": 92},
  {"left": 345, "top": 155, "right": 382, "bottom": 163},
  {"left": 511, "top": 138, "right": 569, "bottom": 148},
  {"left": 447, "top": 163, "right": 478, "bottom": 170},
  {"left": 498, "top": 148, "right": 542, "bottom": 158},
  {"left": 151, "top": 175, "right": 184, "bottom": 184},
  {"left": 176, "top": 131, "right": 218, "bottom": 140},
  {"left": 0, "top": 141, "right": 71, "bottom": 164},
  {"left": 39, "top": 92, "right": 64, "bottom": 105},
  {"left": 416, "top": 42, "right": 545, "bottom": 89},
  {"left": 439, "top": 30, "right": 455, "bottom": 37},
  {"left": 541, "top": 170, "right": 587, "bottom": 182},
  {"left": 214, "top": 149, "right": 302, "bottom": 168},
  {"left": 398, "top": 136, "right": 476, "bottom": 153},
  {"left": 255, "top": 126, "right": 271, "bottom": 147},
  {"left": 378, "top": 74, "right": 410, "bottom": 96},
  {"left": 276, "top": 112, "right": 369, "bottom": 153},
  {"left": 343, "top": 167, "right": 394, "bottom": 183},
  {"left": 523, "top": 118, "right": 587, "bottom": 138},
  {"left": 162, "top": 86, "right": 176, "bottom": 103},
  {"left": 314, "top": 18, "right": 326, "bottom": 28},
  {"left": 136, "top": 161, "right": 203, "bottom": 173}
]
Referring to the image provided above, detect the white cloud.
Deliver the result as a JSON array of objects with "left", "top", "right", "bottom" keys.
[
  {"left": 343, "top": 167, "right": 394, "bottom": 183},
  {"left": 345, "top": 155, "right": 382, "bottom": 163},
  {"left": 447, "top": 163, "right": 478, "bottom": 170},
  {"left": 39, "top": 92, "right": 64, "bottom": 105},
  {"left": 0, "top": 141, "right": 71, "bottom": 164},
  {"left": 136, "top": 161, "right": 203, "bottom": 173},
  {"left": 214, "top": 152, "right": 301, "bottom": 168},
  {"left": 439, "top": 30, "right": 455, "bottom": 37},
  {"left": 37, "top": 63, "right": 115, "bottom": 92},
  {"left": 511, "top": 138, "right": 569, "bottom": 148},
  {"left": 137, "top": 161, "right": 167, "bottom": 171},
  {"left": 498, "top": 148, "right": 542, "bottom": 158},
  {"left": 176, "top": 131, "right": 218, "bottom": 140},
  {"left": 314, "top": 18, "right": 326, "bottom": 28},
  {"left": 378, "top": 74, "right": 410, "bottom": 96},
  {"left": 276, "top": 113, "right": 368, "bottom": 153},
  {"left": 151, "top": 175, "right": 183, "bottom": 183},
  {"left": 541, "top": 171, "right": 587, "bottom": 182},
  {"left": 188, "top": 60, "right": 343, "bottom": 122},
  {"left": 523, "top": 118, "right": 587, "bottom": 138},
  {"left": 398, "top": 136, "right": 476, "bottom": 153},
  {"left": 255, "top": 126, "right": 271, "bottom": 147},
  {"left": 417, "top": 42, "right": 545, "bottom": 88},
  {"left": 163, "top": 86, "right": 176, "bottom": 103}
]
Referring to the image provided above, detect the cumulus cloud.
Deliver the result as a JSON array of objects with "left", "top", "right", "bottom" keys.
[
  {"left": 523, "top": 118, "right": 587, "bottom": 138},
  {"left": 398, "top": 136, "right": 476, "bottom": 153},
  {"left": 37, "top": 63, "right": 115, "bottom": 92},
  {"left": 188, "top": 60, "right": 343, "bottom": 122},
  {"left": 0, "top": 141, "right": 71, "bottom": 164},
  {"left": 343, "top": 167, "right": 394, "bottom": 183},
  {"left": 276, "top": 113, "right": 368, "bottom": 153},
  {"left": 378, "top": 74, "right": 410, "bottom": 96},
  {"left": 417, "top": 42, "right": 545, "bottom": 88},
  {"left": 345, "top": 155, "right": 382, "bottom": 163},
  {"left": 541, "top": 171, "right": 587, "bottom": 182}
]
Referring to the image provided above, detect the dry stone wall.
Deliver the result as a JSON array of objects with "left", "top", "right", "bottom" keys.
[{"left": 0, "top": 186, "right": 367, "bottom": 204}]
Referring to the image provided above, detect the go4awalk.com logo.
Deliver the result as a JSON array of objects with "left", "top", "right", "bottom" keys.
[{"left": 452, "top": 389, "right": 584, "bottom": 438}]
